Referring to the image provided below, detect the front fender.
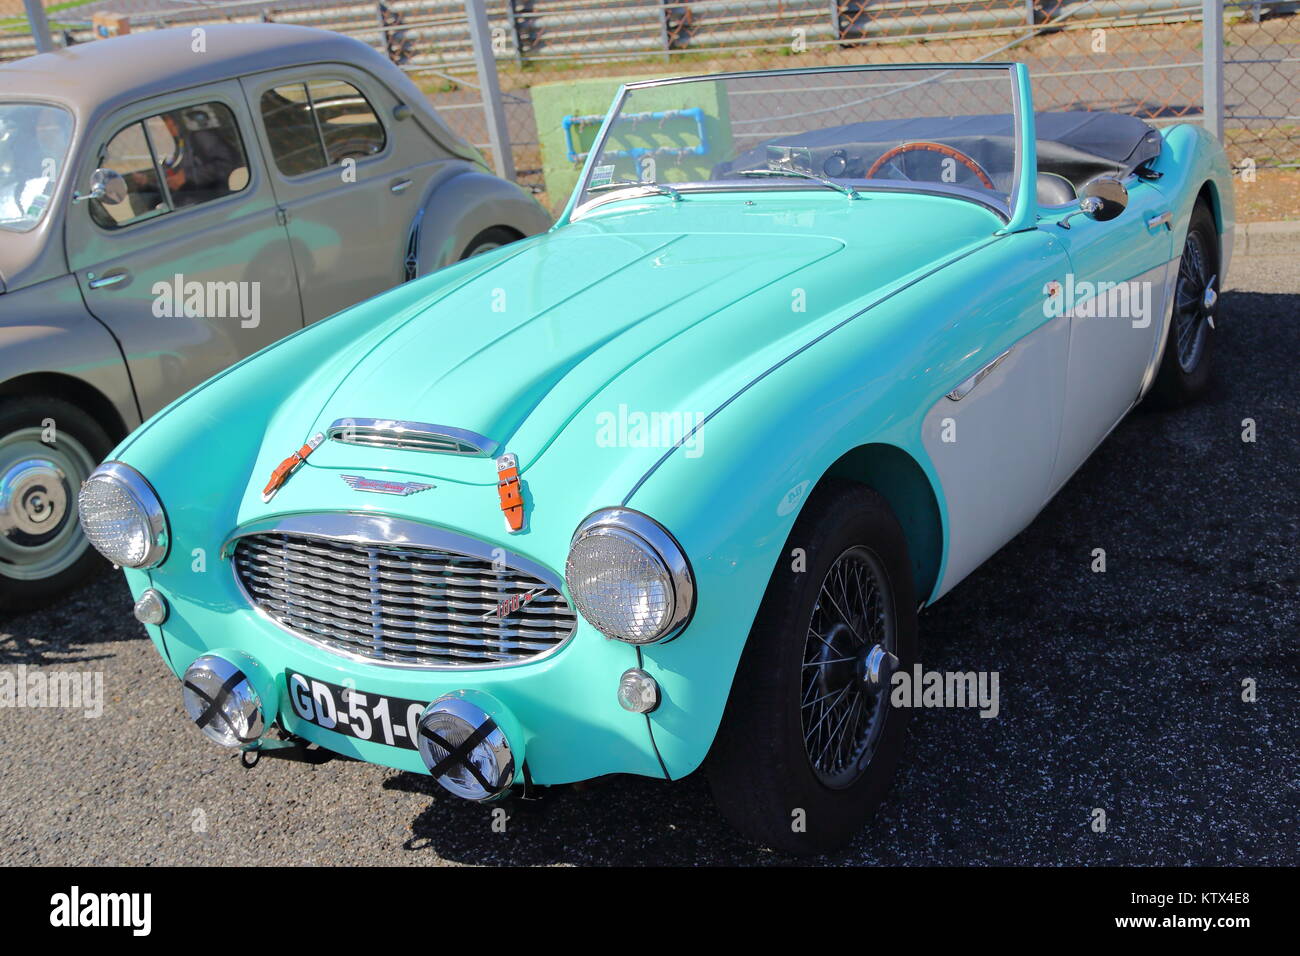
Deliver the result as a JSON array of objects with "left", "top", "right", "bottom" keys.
[{"left": 1151, "top": 124, "right": 1236, "bottom": 280}]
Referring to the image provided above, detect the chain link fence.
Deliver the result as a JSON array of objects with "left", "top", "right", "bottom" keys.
[{"left": 3, "top": 0, "right": 1297, "bottom": 204}]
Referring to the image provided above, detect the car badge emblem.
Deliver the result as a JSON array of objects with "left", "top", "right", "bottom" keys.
[
  {"left": 483, "top": 585, "right": 545, "bottom": 621},
  {"left": 262, "top": 432, "right": 325, "bottom": 503},
  {"left": 340, "top": 474, "right": 435, "bottom": 496},
  {"left": 495, "top": 452, "right": 525, "bottom": 533}
]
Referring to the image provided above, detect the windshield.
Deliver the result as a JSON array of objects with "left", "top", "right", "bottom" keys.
[
  {"left": 576, "top": 66, "right": 1020, "bottom": 218},
  {"left": 0, "top": 103, "right": 73, "bottom": 233}
]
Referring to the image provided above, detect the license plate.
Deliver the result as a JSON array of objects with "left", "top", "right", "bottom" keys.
[{"left": 286, "top": 670, "right": 428, "bottom": 751}]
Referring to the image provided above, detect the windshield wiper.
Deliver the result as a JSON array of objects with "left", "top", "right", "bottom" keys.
[
  {"left": 735, "top": 168, "right": 859, "bottom": 199},
  {"left": 587, "top": 179, "right": 682, "bottom": 201}
]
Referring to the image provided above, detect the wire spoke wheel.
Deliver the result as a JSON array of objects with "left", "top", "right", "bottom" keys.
[
  {"left": 1173, "top": 229, "right": 1212, "bottom": 374},
  {"left": 801, "top": 545, "right": 896, "bottom": 789}
]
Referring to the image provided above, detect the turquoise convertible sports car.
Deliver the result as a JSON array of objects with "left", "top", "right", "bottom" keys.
[{"left": 79, "top": 63, "right": 1232, "bottom": 853}]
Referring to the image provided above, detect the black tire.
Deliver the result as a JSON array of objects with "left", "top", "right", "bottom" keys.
[
  {"left": 706, "top": 480, "right": 918, "bottom": 854},
  {"left": 0, "top": 397, "right": 114, "bottom": 612},
  {"left": 1149, "top": 200, "right": 1220, "bottom": 407},
  {"left": 460, "top": 226, "right": 522, "bottom": 260}
]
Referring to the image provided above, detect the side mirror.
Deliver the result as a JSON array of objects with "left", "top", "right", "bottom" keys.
[
  {"left": 1056, "top": 175, "right": 1127, "bottom": 229},
  {"left": 73, "top": 168, "right": 128, "bottom": 206},
  {"left": 1079, "top": 176, "right": 1128, "bottom": 222}
]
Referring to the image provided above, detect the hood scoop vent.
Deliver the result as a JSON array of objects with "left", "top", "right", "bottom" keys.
[{"left": 326, "top": 418, "right": 497, "bottom": 457}]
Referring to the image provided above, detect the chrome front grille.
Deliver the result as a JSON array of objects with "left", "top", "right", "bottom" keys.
[{"left": 233, "top": 531, "right": 576, "bottom": 668}]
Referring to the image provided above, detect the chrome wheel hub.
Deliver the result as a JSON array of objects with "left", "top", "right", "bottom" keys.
[
  {"left": 801, "top": 545, "right": 897, "bottom": 789},
  {"left": 0, "top": 459, "right": 68, "bottom": 539},
  {"left": 0, "top": 427, "right": 96, "bottom": 581}
]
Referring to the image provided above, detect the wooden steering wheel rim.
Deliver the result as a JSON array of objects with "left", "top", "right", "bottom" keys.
[{"left": 865, "top": 141, "right": 995, "bottom": 190}]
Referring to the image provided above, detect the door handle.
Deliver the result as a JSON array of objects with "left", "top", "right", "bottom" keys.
[
  {"left": 390, "top": 179, "right": 413, "bottom": 194},
  {"left": 86, "top": 270, "right": 130, "bottom": 290},
  {"left": 1147, "top": 211, "right": 1172, "bottom": 230}
]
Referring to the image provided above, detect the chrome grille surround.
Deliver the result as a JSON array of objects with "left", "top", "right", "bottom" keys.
[
  {"left": 225, "top": 513, "right": 575, "bottom": 670},
  {"left": 327, "top": 419, "right": 497, "bottom": 457}
]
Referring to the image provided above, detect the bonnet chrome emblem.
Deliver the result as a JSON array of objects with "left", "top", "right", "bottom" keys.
[{"left": 340, "top": 474, "right": 434, "bottom": 496}]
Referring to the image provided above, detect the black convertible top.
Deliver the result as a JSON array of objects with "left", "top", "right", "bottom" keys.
[{"left": 719, "top": 111, "right": 1163, "bottom": 191}]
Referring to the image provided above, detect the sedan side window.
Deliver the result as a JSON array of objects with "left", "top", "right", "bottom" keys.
[
  {"left": 91, "top": 101, "right": 249, "bottom": 230},
  {"left": 260, "top": 80, "right": 386, "bottom": 176}
]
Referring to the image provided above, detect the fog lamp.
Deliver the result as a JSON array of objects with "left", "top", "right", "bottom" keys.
[
  {"left": 416, "top": 695, "right": 516, "bottom": 801},
  {"left": 181, "top": 654, "right": 266, "bottom": 748}
]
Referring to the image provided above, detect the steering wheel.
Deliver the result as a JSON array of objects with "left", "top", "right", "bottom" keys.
[{"left": 865, "top": 141, "right": 994, "bottom": 190}]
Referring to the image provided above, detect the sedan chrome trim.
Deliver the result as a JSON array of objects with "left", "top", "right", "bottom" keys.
[
  {"left": 327, "top": 419, "right": 498, "bottom": 457},
  {"left": 945, "top": 348, "right": 1013, "bottom": 401}
]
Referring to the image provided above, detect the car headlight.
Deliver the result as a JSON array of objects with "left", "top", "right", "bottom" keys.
[
  {"left": 77, "top": 461, "right": 169, "bottom": 569},
  {"left": 564, "top": 508, "right": 694, "bottom": 644}
]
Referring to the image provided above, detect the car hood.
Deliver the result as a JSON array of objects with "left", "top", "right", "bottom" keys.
[{"left": 286, "top": 192, "right": 999, "bottom": 486}]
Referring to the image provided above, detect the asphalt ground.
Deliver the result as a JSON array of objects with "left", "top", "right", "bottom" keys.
[{"left": 0, "top": 253, "right": 1295, "bottom": 866}]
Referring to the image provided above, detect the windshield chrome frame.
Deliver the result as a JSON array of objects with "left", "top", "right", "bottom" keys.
[{"left": 561, "top": 63, "right": 1031, "bottom": 226}]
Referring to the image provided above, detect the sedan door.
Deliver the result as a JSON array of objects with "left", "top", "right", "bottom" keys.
[
  {"left": 66, "top": 83, "right": 304, "bottom": 419},
  {"left": 242, "top": 66, "right": 439, "bottom": 323}
]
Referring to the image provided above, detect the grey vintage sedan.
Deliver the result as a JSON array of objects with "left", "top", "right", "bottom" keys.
[{"left": 0, "top": 24, "right": 551, "bottom": 607}]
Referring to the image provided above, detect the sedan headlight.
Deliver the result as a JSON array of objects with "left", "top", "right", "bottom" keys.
[
  {"left": 565, "top": 508, "right": 694, "bottom": 644},
  {"left": 77, "top": 461, "right": 169, "bottom": 569}
]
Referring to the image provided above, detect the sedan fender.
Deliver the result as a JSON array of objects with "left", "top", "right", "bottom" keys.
[{"left": 413, "top": 169, "right": 553, "bottom": 273}]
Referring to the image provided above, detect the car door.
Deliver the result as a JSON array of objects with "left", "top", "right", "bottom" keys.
[
  {"left": 66, "top": 82, "right": 304, "bottom": 419},
  {"left": 921, "top": 228, "right": 1073, "bottom": 598},
  {"left": 1044, "top": 175, "right": 1175, "bottom": 493},
  {"left": 242, "top": 66, "right": 437, "bottom": 323}
]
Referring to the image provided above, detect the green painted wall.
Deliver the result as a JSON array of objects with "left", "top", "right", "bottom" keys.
[{"left": 531, "top": 75, "right": 733, "bottom": 208}]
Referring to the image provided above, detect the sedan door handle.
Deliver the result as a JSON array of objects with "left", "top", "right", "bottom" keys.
[
  {"left": 86, "top": 270, "right": 130, "bottom": 290},
  {"left": 390, "top": 179, "right": 413, "bottom": 194},
  {"left": 1147, "top": 211, "right": 1172, "bottom": 230}
]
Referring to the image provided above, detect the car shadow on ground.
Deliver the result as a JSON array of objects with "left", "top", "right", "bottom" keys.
[
  {"left": 0, "top": 571, "right": 136, "bottom": 667},
  {"left": 389, "top": 287, "right": 1298, "bottom": 865}
]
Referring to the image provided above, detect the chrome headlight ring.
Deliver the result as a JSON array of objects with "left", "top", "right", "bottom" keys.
[
  {"left": 77, "top": 461, "right": 169, "bottom": 569},
  {"left": 564, "top": 507, "right": 695, "bottom": 645}
]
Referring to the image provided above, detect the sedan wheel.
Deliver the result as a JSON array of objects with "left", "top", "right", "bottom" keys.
[{"left": 0, "top": 398, "right": 113, "bottom": 609}]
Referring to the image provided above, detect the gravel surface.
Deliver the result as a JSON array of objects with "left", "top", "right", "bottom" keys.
[{"left": 1, "top": 255, "right": 1295, "bottom": 867}]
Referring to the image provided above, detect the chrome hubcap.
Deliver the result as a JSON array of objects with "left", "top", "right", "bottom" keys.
[
  {"left": 801, "top": 545, "right": 896, "bottom": 789},
  {"left": 0, "top": 427, "right": 96, "bottom": 581},
  {"left": 1173, "top": 231, "right": 1214, "bottom": 373}
]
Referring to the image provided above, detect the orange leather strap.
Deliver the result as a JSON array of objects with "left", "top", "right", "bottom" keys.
[
  {"left": 496, "top": 453, "right": 524, "bottom": 532},
  {"left": 262, "top": 433, "right": 324, "bottom": 502}
]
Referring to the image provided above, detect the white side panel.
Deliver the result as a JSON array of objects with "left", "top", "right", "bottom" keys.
[
  {"left": 923, "top": 313, "right": 1070, "bottom": 599},
  {"left": 1049, "top": 258, "right": 1175, "bottom": 494}
]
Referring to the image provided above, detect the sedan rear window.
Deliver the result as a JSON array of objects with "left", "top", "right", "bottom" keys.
[
  {"left": 260, "top": 80, "right": 386, "bottom": 177},
  {"left": 0, "top": 103, "right": 73, "bottom": 232}
]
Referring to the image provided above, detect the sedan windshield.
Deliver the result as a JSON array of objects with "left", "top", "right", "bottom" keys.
[
  {"left": 577, "top": 66, "right": 1020, "bottom": 218},
  {"left": 0, "top": 103, "right": 73, "bottom": 232}
]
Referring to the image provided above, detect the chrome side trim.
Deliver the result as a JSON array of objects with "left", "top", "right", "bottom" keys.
[
  {"left": 327, "top": 418, "right": 498, "bottom": 457},
  {"left": 567, "top": 507, "right": 695, "bottom": 644},
  {"left": 945, "top": 347, "right": 1012, "bottom": 401}
]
